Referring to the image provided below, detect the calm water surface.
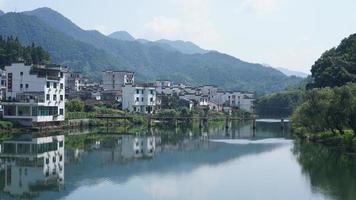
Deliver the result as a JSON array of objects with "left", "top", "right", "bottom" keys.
[{"left": 0, "top": 121, "right": 355, "bottom": 200}]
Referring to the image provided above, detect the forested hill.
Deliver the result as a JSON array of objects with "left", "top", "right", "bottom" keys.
[
  {"left": 0, "top": 8, "right": 302, "bottom": 93},
  {"left": 0, "top": 36, "right": 49, "bottom": 68}
]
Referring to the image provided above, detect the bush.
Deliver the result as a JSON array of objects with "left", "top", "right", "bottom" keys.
[
  {"left": 66, "top": 99, "right": 85, "bottom": 112},
  {"left": 155, "top": 109, "right": 179, "bottom": 119}
]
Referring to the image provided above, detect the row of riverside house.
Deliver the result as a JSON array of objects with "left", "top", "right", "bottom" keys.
[{"left": 0, "top": 63, "right": 255, "bottom": 126}]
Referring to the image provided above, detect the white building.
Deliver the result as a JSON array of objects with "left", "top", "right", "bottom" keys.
[
  {"left": 180, "top": 93, "right": 209, "bottom": 107},
  {"left": 1, "top": 63, "right": 66, "bottom": 126},
  {"left": 211, "top": 91, "right": 255, "bottom": 113},
  {"left": 199, "top": 85, "right": 218, "bottom": 101},
  {"left": 122, "top": 84, "right": 157, "bottom": 113},
  {"left": 65, "top": 71, "right": 87, "bottom": 92},
  {"left": 0, "top": 69, "right": 6, "bottom": 101},
  {"left": 155, "top": 80, "right": 172, "bottom": 88},
  {"left": 0, "top": 135, "right": 65, "bottom": 197},
  {"left": 102, "top": 70, "right": 134, "bottom": 91}
]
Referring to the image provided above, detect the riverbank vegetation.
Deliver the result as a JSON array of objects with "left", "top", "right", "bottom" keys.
[
  {"left": 290, "top": 33, "right": 356, "bottom": 151},
  {"left": 291, "top": 83, "right": 356, "bottom": 150}
]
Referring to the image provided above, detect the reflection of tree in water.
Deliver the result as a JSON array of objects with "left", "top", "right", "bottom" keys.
[{"left": 293, "top": 141, "right": 356, "bottom": 200}]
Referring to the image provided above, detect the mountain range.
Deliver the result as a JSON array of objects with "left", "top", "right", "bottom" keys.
[{"left": 0, "top": 7, "right": 303, "bottom": 93}]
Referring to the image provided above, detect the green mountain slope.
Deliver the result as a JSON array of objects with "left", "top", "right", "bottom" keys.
[
  {"left": 108, "top": 31, "right": 135, "bottom": 41},
  {"left": 0, "top": 12, "right": 123, "bottom": 78},
  {"left": 1, "top": 8, "right": 302, "bottom": 93},
  {"left": 155, "top": 39, "right": 209, "bottom": 54}
]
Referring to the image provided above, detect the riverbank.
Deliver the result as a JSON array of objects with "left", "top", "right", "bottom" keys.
[{"left": 293, "top": 129, "right": 356, "bottom": 153}]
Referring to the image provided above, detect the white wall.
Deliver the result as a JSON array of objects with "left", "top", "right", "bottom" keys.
[
  {"left": 102, "top": 71, "right": 134, "bottom": 91},
  {"left": 122, "top": 85, "right": 156, "bottom": 113},
  {"left": 2, "top": 63, "right": 65, "bottom": 122}
]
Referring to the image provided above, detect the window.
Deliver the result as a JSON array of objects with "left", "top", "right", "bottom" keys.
[
  {"left": 141, "top": 97, "right": 144, "bottom": 102},
  {"left": 60, "top": 95, "right": 63, "bottom": 101},
  {"left": 150, "top": 90, "right": 154, "bottom": 94},
  {"left": 53, "top": 82, "right": 57, "bottom": 89},
  {"left": 60, "top": 72, "right": 63, "bottom": 78},
  {"left": 60, "top": 109, "right": 64, "bottom": 115},
  {"left": 47, "top": 82, "right": 50, "bottom": 88},
  {"left": 25, "top": 84, "right": 29, "bottom": 89},
  {"left": 20, "top": 84, "right": 23, "bottom": 89},
  {"left": 141, "top": 90, "right": 144, "bottom": 94},
  {"left": 59, "top": 141, "right": 64, "bottom": 147},
  {"left": 136, "top": 89, "right": 139, "bottom": 94},
  {"left": 46, "top": 94, "right": 50, "bottom": 101},
  {"left": 136, "top": 97, "right": 139, "bottom": 102},
  {"left": 133, "top": 107, "right": 137, "bottom": 111},
  {"left": 150, "top": 97, "right": 153, "bottom": 102},
  {"left": 59, "top": 155, "right": 63, "bottom": 161},
  {"left": 20, "top": 72, "right": 23, "bottom": 76},
  {"left": 53, "top": 156, "right": 56, "bottom": 163},
  {"left": 46, "top": 158, "right": 49, "bottom": 164},
  {"left": 53, "top": 95, "right": 57, "bottom": 101},
  {"left": 60, "top": 83, "right": 63, "bottom": 89}
]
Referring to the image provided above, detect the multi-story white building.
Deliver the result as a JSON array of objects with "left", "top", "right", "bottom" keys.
[
  {"left": 1, "top": 63, "right": 66, "bottom": 126},
  {"left": 0, "top": 135, "right": 65, "bottom": 197},
  {"left": 199, "top": 85, "right": 218, "bottom": 101},
  {"left": 65, "top": 71, "right": 87, "bottom": 92},
  {"left": 122, "top": 84, "right": 157, "bottom": 113},
  {"left": 102, "top": 70, "right": 134, "bottom": 91},
  {"left": 0, "top": 69, "right": 6, "bottom": 101}
]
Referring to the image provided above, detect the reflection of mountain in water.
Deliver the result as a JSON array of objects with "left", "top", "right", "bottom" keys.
[{"left": 0, "top": 121, "right": 291, "bottom": 200}]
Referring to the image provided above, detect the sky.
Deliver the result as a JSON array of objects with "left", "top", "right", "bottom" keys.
[{"left": 1, "top": 0, "right": 356, "bottom": 73}]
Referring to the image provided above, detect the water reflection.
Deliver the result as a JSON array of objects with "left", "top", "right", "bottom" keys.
[
  {"left": 0, "top": 121, "right": 355, "bottom": 200},
  {"left": 293, "top": 141, "right": 356, "bottom": 200},
  {"left": 0, "top": 135, "right": 64, "bottom": 198}
]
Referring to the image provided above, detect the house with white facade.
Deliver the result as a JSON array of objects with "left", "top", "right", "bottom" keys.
[
  {"left": 102, "top": 70, "right": 134, "bottom": 91},
  {"left": 0, "top": 63, "right": 66, "bottom": 126},
  {"left": 122, "top": 83, "right": 157, "bottom": 113},
  {"left": 0, "top": 69, "right": 6, "bottom": 101},
  {"left": 65, "top": 71, "right": 87, "bottom": 92},
  {"left": 199, "top": 85, "right": 218, "bottom": 101},
  {"left": 0, "top": 135, "right": 65, "bottom": 197}
]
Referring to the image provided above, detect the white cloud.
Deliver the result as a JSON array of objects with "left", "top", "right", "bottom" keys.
[
  {"left": 241, "top": 0, "right": 286, "bottom": 15},
  {"left": 141, "top": 0, "right": 221, "bottom": 48},
  {"left": 143, "top": 16, "right": 182, "bottom": 39}
]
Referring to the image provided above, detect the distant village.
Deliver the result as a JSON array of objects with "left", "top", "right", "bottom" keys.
[{"left": 0, "top": 63, "right": 255, "bottom": 126}]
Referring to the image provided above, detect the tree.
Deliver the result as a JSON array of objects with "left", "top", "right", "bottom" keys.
[
  {"left": 66, "top": 99, "right": 85, "bottom": 112},
  {"left": 0, "top": 36, "right": 50, "bottom": 68},
  {"left": 309, "top": 34, "right": 356, "bottom": 88}
]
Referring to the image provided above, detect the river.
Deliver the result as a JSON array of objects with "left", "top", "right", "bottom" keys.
[{"left": 0, "top": 120, "right": 355, "bottom": 200}]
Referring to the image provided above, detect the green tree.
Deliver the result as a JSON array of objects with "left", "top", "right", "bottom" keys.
[
  {"left": 66, "top": 99, "right": 85, "bottom": 112},
  {"left": 309, "top": 34, "right": 356, "bottom": 88}
]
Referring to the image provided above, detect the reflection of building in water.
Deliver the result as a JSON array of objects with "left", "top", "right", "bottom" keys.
[
  {"left": 121, "top": 135, "right": 156, "bottom": 159},
  {"left": 64, "top": 135, "right": 157, "bottom": 165},
  {"left": 0, "top": 135, "right": 65, "bottom": 197}
]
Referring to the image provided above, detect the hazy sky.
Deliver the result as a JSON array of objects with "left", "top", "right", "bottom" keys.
[{"left": 1, "top": 0, "right": 356, "bottom": 73}]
